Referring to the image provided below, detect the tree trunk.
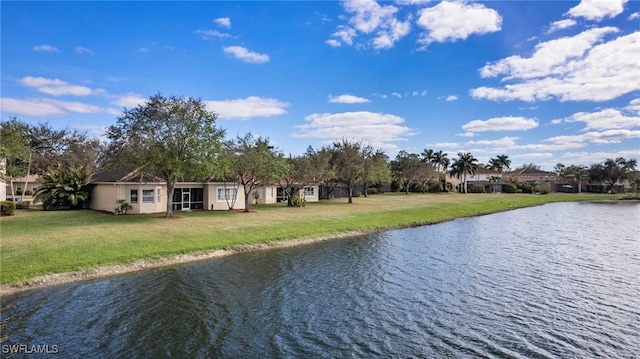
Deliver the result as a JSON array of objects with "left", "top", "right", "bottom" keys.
[
  {"left": 243, "top": 183, "right": 251, "bottom": 212},
  {"left": 287, "top": 186, "right": 294, "bottom": 207},
  {"left": 347, "top": 183, "right": 353, "bottom": 204},
  {"left": 22, "top": 152, "right": 33, "bottom": 202},
  {"left": 166, "top": 181, "right": 175, "bottom": 217}
]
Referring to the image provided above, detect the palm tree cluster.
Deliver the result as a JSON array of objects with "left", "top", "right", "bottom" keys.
[{"left": 34, "top": 166, "right": 92, "bottom": 210}]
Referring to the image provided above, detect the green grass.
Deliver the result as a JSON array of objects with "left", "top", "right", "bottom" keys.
[{"left": 0, "top": 192, "right": 620, "bottom": 286}]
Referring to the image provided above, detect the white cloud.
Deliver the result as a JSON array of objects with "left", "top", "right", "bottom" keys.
[
  {"left": 467, "top": 136, "right": 519, "bottom": 148},
  {"left": 19, "top": 76, "right": 106, "bottom": 97},
  {"left": 326, "top": 39, "right": 342, "bottom": 47},
  {"left": 33, "top": 44, "right": 59, "bottom": 52},
  {"left": 547, "top": 19, "right": 577, "bottom": 33},
  {"left": 629, "top": 12, "right": 640, "bottom": 20},
  {"left": 112, "top": 94, "right": 148, "bottom": 109},
  {"left": 561, "top": 149, "right": 640, "bottom": 164},
  {"left": 416, "top": 1, "right": 502, "bottom": 46},
  {"left": 138, "top": 47, "right": 150, "bottom": 53},
  {"left": 566, "top": 0, "right": 628, "bottom": 21},
  {"left": 511, "top": 152, "right": 554, "bottom": 159},
  {"left": 74, "top": 46, "right": 95, "bottom": 55},
  {"left": 194, "top": 29, "right": 232, "bottom": 39},
  {"left": 462, "top": 116, "right": 539, "bottom": 133},
  {"left": 223, "top": 46, "right": 269, "bottom": 64},
  {"left": 328, "top": 94, "right": 371, "bottom": 104},
  {"left": 214, "top": 17, "right": 231, "bottom": 28},
  {"left": 456, "top": 132, "right": 475, "bottom": 138},
  {"left": 328, "top": 0, "right": 411, "bottom": 50},
  {"left": 472, "top": 29, "right": 640, "bottom": 102},
  {"left": 0, "top": 97, "right": 102, "bottom": 117},
  {"left": 554, "top": 108, "right": 640, "bottom": 131},
  {"left": 205, "top": 96, "right": 289, "bottom": 119},
  {"left": 391, "top": 92, "right": 402, "bottom": 98},
  {"left": 546, "top": 129, "right": 640, "bottom": 145},
  {"left": 445, "top": 95, "right": 458, "bottom": 101},
  {"left": 294, "top": 111, "right": 417, "bottom": 149}
]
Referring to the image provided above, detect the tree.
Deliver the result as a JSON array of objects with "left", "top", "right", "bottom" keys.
[
  {"left": 34, "top": 166, "right": 91, "bottom": 210},
  {"left": 0, "top": 119, "right": 30, "bottom": 200},
  {"left": 430, "top": 150, "right": 449, "bottom": 192},
  {"left": 391, "top": 151, "right": 424, "bottom": 195},
  {"left": 329, "top": 139, "right": 369, "bottom": 204},
  {"left": 362, "top": 149, "right": 391, "bottom": 197},
  {"left": 276, "top": 146, "right": 325, "bottom": 207},
  {"left": 602, "top": 157, "right": 637, "bottom": 192},
  {"left": 450, "top": 152, "right": 478, "bottom": 194},
  {"left": 588, "top": 163, "right": 607, "bottom": 192},
  {"left": 488, "top": 154, "right": 511, "bottom": 173},
  {"left": 562, "top": 165, "right": 588, "bottom": 193},
  {"left": 229, "top": 133, "right": 288, "bottom": 212},
  {"left": 101, "top": 94, "right": 225, "bottom": 217}
]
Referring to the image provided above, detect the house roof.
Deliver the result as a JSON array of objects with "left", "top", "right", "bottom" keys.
[
  {"left": 6, "top": 174, "right": 41, "bottom": 183},
  {"left": 475, "top": 167, "right": 502, "bottom": 174},
  {"left": 91, "top": 167, "right": 165, "bottom": 183},
  {"left": 505, "top": 167, "right": 556, "bottom": 176}
]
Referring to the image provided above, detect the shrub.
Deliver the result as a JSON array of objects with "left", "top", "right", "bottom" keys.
[
  {"left": 472, "top": 184, "right": 485, "bottom": 193},
  {"left": 16, "top": 201, "right": 31, "bottom": 210},
  {"left": 16, "top": 189, "right": 23, "bottom": 195},
  {"left": 503, "top": 183, "right": 517, "bottom": 193},
  {"left": 367, "top": 187, "right": 378, "bottom": 195},
  {"left": 515, "top": 189, "right": 523, "bottom": 193},
  {"left": 430, "top": 183, "right": 442, "bottom": 192},
  {"left": 114, "top": 199, "right": 133, "bottom": 215},
  {"left": 291, "top": 194, "right": 306, "bottom": 207},
  {"left": 1, "top": 201, "right": 16, "bottom": 216},
  {"left": 517, "top": 182, "right": 533, "bottom": 193},
  {"left": 535, "top": 183, "right": 552, "bottom": 195}
]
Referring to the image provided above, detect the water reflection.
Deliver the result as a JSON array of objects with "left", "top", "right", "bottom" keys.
[{"left": 2, "top": 202, "right": 639, "bottom": 358}]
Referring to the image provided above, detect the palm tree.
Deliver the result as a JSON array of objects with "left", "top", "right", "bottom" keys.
[
  {"left": 421, "top": 148, "right": 435, "bottom": 164},
  {"left": 450, "top": 152, "right": 478, "bottom": 194},
  {"left": 488, "top": 154, "right": 511, "bottom": 173},
  {"left": 34, "top": 166, "right": 91, "bottom": 210},
  {"left": 431, "top": 151, "right": 449, "bottom": 192}
]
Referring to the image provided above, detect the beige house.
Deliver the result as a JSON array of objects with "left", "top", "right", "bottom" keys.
[
  {"left": 90, "top": 168, "right": 319, "bottom": 214},
  {"left": 4, "top": 174, "right": 41, "bottom": 197}
]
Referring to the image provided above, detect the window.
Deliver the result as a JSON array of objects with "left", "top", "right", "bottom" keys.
[
  {"left": 157, "top": 188, "right": 162, "bottom": 203},
  {"left": 217, "top": 188, "right": 237, "bottom": 202},
  {"left": 266, "top": 187, "right": 273, "bottom": 198},
  {"left": 304, "top": 187, "right": 315, "bottom": 197},
  {"left": 130, "top": 189, "right": 139, "bottom": 203},
  {"left": 143, "top": 189, "right": 154, "bottom": 203}
]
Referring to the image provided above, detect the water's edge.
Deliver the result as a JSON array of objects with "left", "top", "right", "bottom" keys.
[{"left": 0, "top": 199, "right": 625, "bottom": 297}]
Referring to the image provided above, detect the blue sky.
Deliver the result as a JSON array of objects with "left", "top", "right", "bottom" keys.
[{"left": 2, "top": 0, "right": 639, "bottom": 170}]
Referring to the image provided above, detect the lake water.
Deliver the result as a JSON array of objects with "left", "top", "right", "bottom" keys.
[{"left": 1, "top": 202, "right": 639, "bottom": 358}]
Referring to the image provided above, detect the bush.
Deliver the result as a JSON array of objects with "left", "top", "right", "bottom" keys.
[
  {"left": 515, "top": 189, "right": 523, "bottom": 193},
  {"left": 472, "top": 184, "right": 485, "bottom": 193},
  {"left": 16, "top": 189, "right": 23, "bottom": 195},
  {"left": 114, "top": 199, "right": 133, "bottom": 215},
  {"left": 430, "top": 183, "right": 442, "bottom": 192},
  {"left": 534, "top": 183, "right": 552, "bottom": 195},
  {"left": 1, "top": 201, "right": 16, "bottom": 216},
  {"left": 291, "top": 194, "right": 306, "bottom": 207},
  {"left": 16, "top": 201, "right": 31, "bottom": 210},
  {"left": 503, "top": 183, "right": 517, "bottom": 193},
  {"left": 517, "top": 182, "right": 533, "bottom": 193},
  {"left": 367, "top": 187, "right": 378, "bottom": 195}
]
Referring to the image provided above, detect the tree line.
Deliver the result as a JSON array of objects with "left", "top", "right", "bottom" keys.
[{"left": 1, "top": 94, "right": 638, "bottom": 216}]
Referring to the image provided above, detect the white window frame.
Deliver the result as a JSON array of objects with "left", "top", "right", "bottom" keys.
[
  {"left": 217, "top": 188, "right": 237, "bottom": 202},
  {"left": 304, "top": 186, "right": 315, "bottom": 197},
  {"left": 266, "top": 187, "right": 273, "bottom": 199},
  {"left": 157, "top": 188, "right": 162, "bottom": 203},
  {"left": 130, "top": 189, "right": 139, "bottom": 203},
  {"left": 142, "top": 189, "right": 154, "bottom": 203}
]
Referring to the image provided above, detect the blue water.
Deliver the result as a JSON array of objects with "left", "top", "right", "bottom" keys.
[{"left": 2, "top": 202, "right": 639, "bottom": 358}]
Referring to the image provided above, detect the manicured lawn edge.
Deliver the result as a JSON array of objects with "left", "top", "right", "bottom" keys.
[{"left": 0, "top": 193, "right": 623, "bottom": 296}]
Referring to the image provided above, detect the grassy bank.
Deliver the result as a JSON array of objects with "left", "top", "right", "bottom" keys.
[{"left": 0, "top": 193, "right": 618, "bottom": 288}]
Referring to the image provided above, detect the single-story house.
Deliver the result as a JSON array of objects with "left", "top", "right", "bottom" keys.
[
  {"left": 5, "top": 174, "right": 41, "bottom": 196},
  {"left": 89, "top": 168, "right": 319, "bottom": 214}
]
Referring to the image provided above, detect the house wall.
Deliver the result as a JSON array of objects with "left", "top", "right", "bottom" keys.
[
  {"left": 91, "top": 183, "right": 165, "bottom": 214},
  {"left": 5, "top": 176, "right": 40, "bottom": 196},
  {"left": 206, "top": 183, "right": 247, "bottom": 211},
  {"left": 301, "top": 184, "right": 319, "bottom": 202},
  {"left": 255, "top": 185, "right": 278, "bottom": 204}
]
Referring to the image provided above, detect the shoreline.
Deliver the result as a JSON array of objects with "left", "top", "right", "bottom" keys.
[
  {"left": 2, "top": 196, "right": 632, "bottom": 297},
  {"left": 0, "top": 230, "right": 372, "bottom": 297}
]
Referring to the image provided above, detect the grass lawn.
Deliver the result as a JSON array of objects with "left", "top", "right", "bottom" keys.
[{"left": 0, "top": 192, "right": 621, "bottom": 287}]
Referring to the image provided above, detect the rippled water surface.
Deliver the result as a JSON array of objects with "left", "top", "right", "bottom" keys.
[{"left": 2, "top": 202, "right": 639, "bottom": 358}]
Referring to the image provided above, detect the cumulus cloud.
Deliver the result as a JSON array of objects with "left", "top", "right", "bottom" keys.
[
  {"left": 328, "top": 94, "right": 371, "bottom": 104},
  {"left": 462, "top": 116, "right": 539, "bottom": 133},
  {"left": 33, "top": 44, "right": 59, "bottom": 52},
  {"left": 74, "top": 46, "right": 95, "bottom": 55},
  {"left": 546, "top": 129, "right": 640, "bottom": 145},
  {"left": 566, "top": 0, "right": 628, "bottom": 21},
  {"left": 294, "top": 111, "right": 417, "bottom": 150},
  {"left": 445, "top": 95, "right": 458, "bottom": 101},
  {"left": 205, "top": 96, "right": 289, "bottom": 119},
  {"left": 194, "top": 29, "right": 232, "bottom": 39},
  {"left": 0, "top": 97, "right": 103, "bottom": 117},
  {"left": 223, "top": 46, "right": 269, "bottom": 64},
  {"left": 111, "top": 94, "right": 148, "bottom": 109},
  {"left": 327, "top": 0, "right": 411, "bottom": 50},
  {"left": 547, "top": 19, "right": 577, "bottom": 33},
  {"left": 214, "top": 17, "right": 231, "bottom": 28},
  {"left": 416, "top": 1, "right": 502, "bottom": 47},
  {"left": 553, "top": 107, "right": 640, "bottom": 131},
  {"left": 19, "top": 76, "right": 106, "bottom": 97},
  {"left": 471, "top": 29, "right": 640, "bottom": 102}
]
